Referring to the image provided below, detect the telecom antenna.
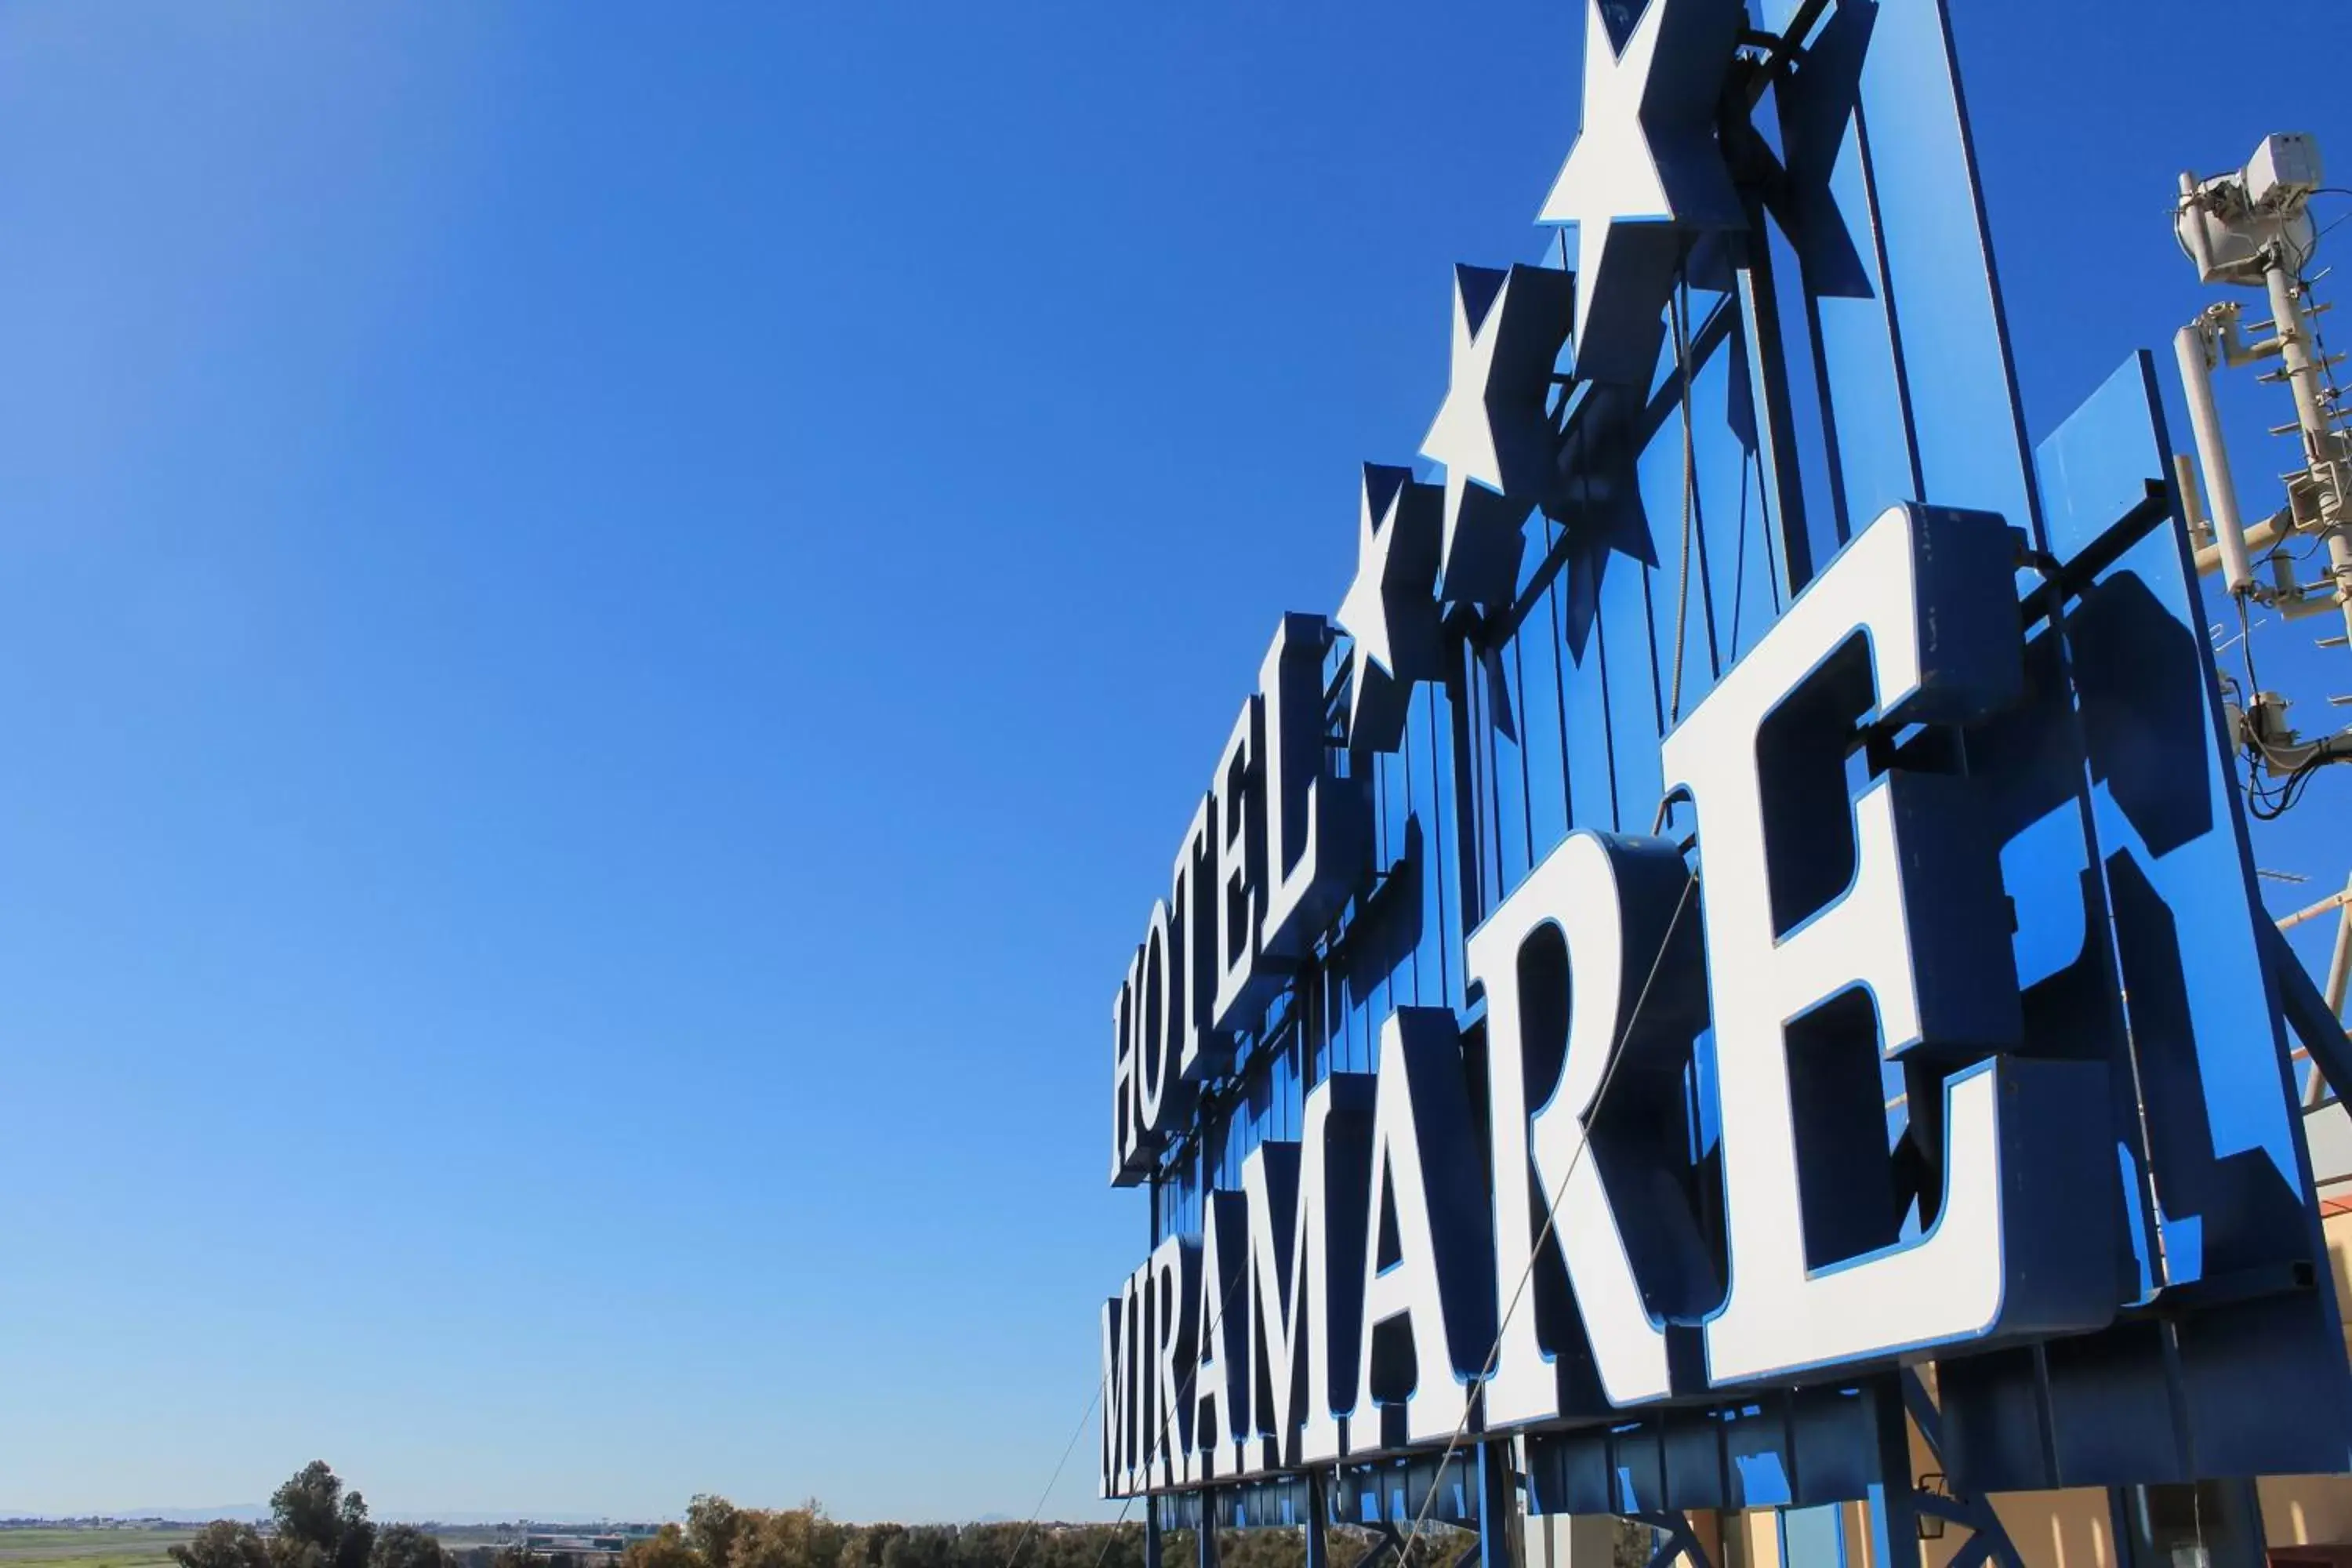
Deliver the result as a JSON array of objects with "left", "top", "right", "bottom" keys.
[
  {"left": 2175, "top": 134, "right": 2352, "bottom": 1145},
  {"left": 2176, "top": 133, "right": 2352, "bottom": 796}
]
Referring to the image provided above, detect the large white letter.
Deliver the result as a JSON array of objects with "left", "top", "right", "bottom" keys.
[
  {"left": 1210, "top": 699, "right": 1274, "bottom": 1032},
  {"left": 1352, "top": 1007, "right": 1497, "bottom": 1453},
  {"left": 1240, "top": 1072, "right": 1374, "bottom": 1473},
  {"left": 1100, "top": 1291, "right": 1127, "bottom": 1497},
  {"left": 1471, "top": 830, "right": 1713, "bottom": 1424},
  {"left": 1661, "top": 503, "right": 2113, "bottom": 1385},
  {"left": 1109, "top": 962, "right": 1144, "bottom": 1187},
  {"left": 1259, "top": 613, "right": 1370, "bottom": 960},
  {"left": 1187, "top": 1192, "right": 1250, "bottom": 1484},
  {"left": 1145, "top": 1238, "right": 1200, "bottom": 1492},
  {"left": 1102, "top": 1264, "right": 1148, "bottom": 1497},
  {"left": 1172, "top": 794, "right": 1231, "bottom": 1082}
]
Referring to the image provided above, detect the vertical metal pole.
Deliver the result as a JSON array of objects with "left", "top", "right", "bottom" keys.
[
  {"left": 1306, "top": 1475, "right": 1330, "bottom": 1568},
  {"left": 2175, "top": 318, "right": 2256, "bottom": 597},
  {"left": 1145, "top": 1179, "right": 1164, "bottom": 1568},
  {"left": 1198, "top": 1494, "right": 1220, "bottom": 1568},
  {"left": 2327, "top": 887, "right": 2352, "bottom": 1020},
  {"left": 2312, "top": 877, "right": 2352, "bottom": 1108},
  {"left": 1733, "top": 201, "right": 1820, "bottom": 598},
  {"left": 2177, "top": 452, "right": 2216, "bottom": 552},
  {"left": 1861, "top": 1377, "right": 1920, "bottom": 1568},
  {"left": 1477, "top": 1441, "right": 1519, "bottom": 1568},
  {"left": 2264, "top": 258, "right": 2352, "bottom": 644}
]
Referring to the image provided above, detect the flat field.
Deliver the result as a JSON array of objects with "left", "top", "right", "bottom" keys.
[{"left": 0, "top": 1531, "right": 194, "bottom": 1568}]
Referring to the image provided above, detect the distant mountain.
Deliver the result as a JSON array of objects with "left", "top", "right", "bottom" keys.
[
  {"left": 103, "top": 1507, "right": 271, "bottom": 1524},
  {"left": 5, "top": 1508, "right": 661, "bottom": 1531},
  {"left": 393, "top": 1515, "right": 614, "bottom": 1528}
]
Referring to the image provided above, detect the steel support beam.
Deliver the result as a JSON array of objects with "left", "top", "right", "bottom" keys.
[
  {"left": 1626, "top": 1512, "right": 1710, "bottom": 1568},
  {"left": 1476, "top": 1442, "right": 1517, "bottom": 1568},
  {"left": 1864, "top": 1379, "right": 1922, "bottom": 1568},
  {"left": 2262, "top": 916, "right": 2352, "bottom": 1102},
  {"left": 1900, "top": 1369, "right": 2027, "bottom": 1568}
]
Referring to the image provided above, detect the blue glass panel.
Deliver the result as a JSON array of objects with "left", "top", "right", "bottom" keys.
[
  {"left": 1518, "top": 583, "right": 1572, "bottom": 866},
  {"left": 1734, "top": 256, "right": 1813, "bottom": 606},
  {"left": 1598, "top": 548, "right": 1664, "bottom": 833},
  {"left": 1810, "top": 118, "right": 1918, "bottom": 533},
  {"left": 1853, "top": 0, "right": 2037, "bottom": 536},
  {"left": 1490, "top": 641, "right": 1532, "bottom": 909},
  {"left": 2044, "top": 358, "right": 2317, "bottom": 1283},
  {"left": 1680, "top": 298, "right": 1747, "bottom": 708},
  {"left": 1641, "top": 361, "right": 1720, "bottom": 735},
  {"left": 1559, "top": 580, "right": 1617, "bottom": 833},
  {"left": 1428, "top": 674, "right": 1465, "bottom": 1010},
  {"left": 2038, "top": 355, "right": 2169, "bottom": 568},
  {"left": 1762, "top": 209, "right": 1847, "bottom": 578}
]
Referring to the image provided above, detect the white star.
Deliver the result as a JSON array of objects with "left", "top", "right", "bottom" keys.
[
  {"left": 1420, "top": 264, "right": 1573, "bottom": 608},
  {"left": 1335, "top": 463, "right": 1441, "bottom": 757},
  {"left": 1538, "top": 0, "right": 1744, "bottom": 385}
]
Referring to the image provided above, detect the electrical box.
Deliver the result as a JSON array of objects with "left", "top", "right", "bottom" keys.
[
  {"left": 2248, "top": 132, "right": 2324, "bottom": 212},
  {"left": 2177, "top": 133, "right": 2325, "bottom": 285}
]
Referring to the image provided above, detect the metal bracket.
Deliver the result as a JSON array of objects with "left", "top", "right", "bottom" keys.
[
  {"left": 1899, "top": 1370, "right": 2028, "bottom": 1568},
  {"left": 1625, "top": 1512, "right": 1712, "bottom": 1568},
  {"left": 1349, "top": 1520, "right": 1406, "bottom": 1568}
]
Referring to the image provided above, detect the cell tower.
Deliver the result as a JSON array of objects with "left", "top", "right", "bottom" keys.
[
  {"left": 2176, "top": 134, "right": 2352, "bottom": 789},
  {"left": 2172, "top": 133, "right": 2352, "bottom": 1130}
]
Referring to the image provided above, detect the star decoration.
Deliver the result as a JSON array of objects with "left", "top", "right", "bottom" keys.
[
  {"left": 1419, "top": 263, "right": 1575, "bottom": 610},
  {"left": 1537, "top": 0, "right": 1745, "bottom": 387},
  {"left": 1762, "top": 0, "right": 1875, "bottom": 300},
  {"left": 1335, "top": 463, "right": 1442, "bottom": 757},
  {"left": 1546, "top": 381, "right": 1657, "bottom": 662}
]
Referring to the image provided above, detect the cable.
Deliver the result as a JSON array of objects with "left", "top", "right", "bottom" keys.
[
  {"left": 2233, "top": 591, "right": 2265, "bottom": 701},
  {"left": 2249, "top": 749, "right": 2336, "bottom": 820},
  {"left": 1014, "top": 1172, "right": 1265, "bottom": 1568},
  {"left": 1069, "top": 1269, "right": 1244, "bottom": 1568},
  {"left": 1067, "top": 1250, "right": 1260, "bottom": 1568},
  {"left": 1000, "top": 1378, "right": 1112, "bottom": 1568},
  {"left": 1392, "top": 861, "right": 1702, "bottom": 1566}
]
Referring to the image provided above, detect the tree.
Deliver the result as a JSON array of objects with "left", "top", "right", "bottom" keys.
[
  {"left": 372, "top": 1526, "right": 450, "bottom": 1568},
  {"left": 857, "top": 1526, "right": 903, "bottom": 1568},
  {"left": 621, "top": 1526, "right": 703, "bottom": 1568},
  {"left": 687, "top": 1497, "right": 744, "bottom": 1568},
  {"left": 880, "top": 1527, "right": 955, "bottom": 1568},
  {"left": 171, "top": 1523, "right": 274, "bottom": 1568},
  {"left": 953, "top": 1525, "right": 1022, "bottom": 1568},
  {"left": 336, "top": 1492, "right": 379, "bottom": 1568},
  {"left": 730, "top": 1504, "right": 842, "bottom": 1568},
  {"left": 272, "top": 1465, "right": 349, "bottom": 1556},
  {"left": 268, "top": 1461, "right": 376, "bottom": 1568}
]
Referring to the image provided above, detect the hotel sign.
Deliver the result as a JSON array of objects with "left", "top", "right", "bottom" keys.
[
  {"left": 1100, "top": 502, "right": 2124, "bottom": 1495},
  {"left": 1095, "top": 0, "right": 2352, "bottom": 1511}
]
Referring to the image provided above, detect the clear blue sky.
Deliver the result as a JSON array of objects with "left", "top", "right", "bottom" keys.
[{"left": 2, "top": 0, "right": 2348, "bottom": 1528}]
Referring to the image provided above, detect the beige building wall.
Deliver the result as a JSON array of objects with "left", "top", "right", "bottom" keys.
[{"left": 2253, "top": 1201, "right": 2352, "bottom": 1552}]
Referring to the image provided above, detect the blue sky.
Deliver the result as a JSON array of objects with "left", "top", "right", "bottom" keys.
[{"left": 2, "top": 0, "right": 2349, "bottom": 1528}]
